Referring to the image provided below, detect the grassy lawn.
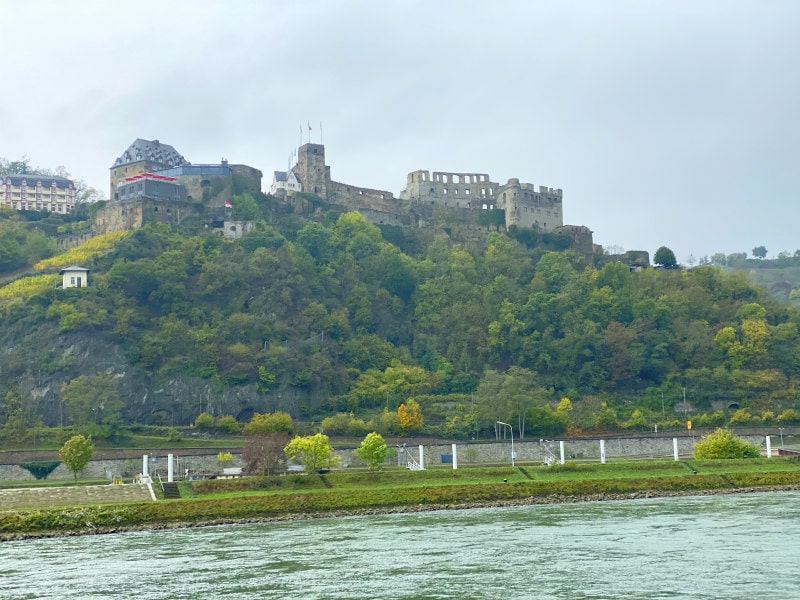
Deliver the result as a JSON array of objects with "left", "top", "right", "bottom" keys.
[{"left": 2, "top": 458, "right": 799, "bottom": 539}]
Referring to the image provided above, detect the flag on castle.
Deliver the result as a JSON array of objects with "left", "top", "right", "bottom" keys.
[{"left": 308, "top": 121, "right": 312, "bottom": 131}]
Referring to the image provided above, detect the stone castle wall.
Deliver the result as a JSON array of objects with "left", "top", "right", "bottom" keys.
[
  {"left": 95, "top": 198, "right": 197, "bottom": 234},
  {"left": 400, "top": 170, "right": 498, "bottom": 210},
  {"left": 500, "top": 179, "right": 563, "bottom": 231}
]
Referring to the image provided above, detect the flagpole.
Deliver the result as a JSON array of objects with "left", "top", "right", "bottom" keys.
[{"left": 320, "top": 122, "right": 323, "bottom": 144}]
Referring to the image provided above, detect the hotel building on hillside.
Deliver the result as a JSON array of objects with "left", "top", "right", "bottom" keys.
[{"left": 1, "top": 174, "right": 76, "bottom": 214}]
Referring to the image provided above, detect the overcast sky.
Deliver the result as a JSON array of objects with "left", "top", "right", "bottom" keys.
[{"left": 2, "top": 0, "right": 798, "bottom": 263}]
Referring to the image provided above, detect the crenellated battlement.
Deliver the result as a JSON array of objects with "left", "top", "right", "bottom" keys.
[{"left": 283, "top": 143, "right": 566, "bottom": 232}]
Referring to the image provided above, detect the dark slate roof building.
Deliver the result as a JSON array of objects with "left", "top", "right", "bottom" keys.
[
  {"left": 112, "top": 138, "right": 188, "bottom": 169},
  {"left": 110, "top": 138, "right": 188, "bottom": 199}
]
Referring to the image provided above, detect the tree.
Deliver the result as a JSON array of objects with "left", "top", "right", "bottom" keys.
[
  {"left": 397, "top": 398, "right": 424, "bottom": 434},
  {"left": 752, "top": 245, "right": 767, "bottom": 259},
  {"left": 60, "top": 374, "right": 124, "bottom": 427},
  {"left": 0, "top": 156, "right": 31, "bottom": 176},
  {"left": 1, "top": 389, "right": 28, "bottom": 440},
  {"left": 693, "top": 428, "right": 760, "bottom": 459},
  {"left": 243, "top": 433, "right": 289, "bottom": 475},
  {"left": 356, "top": 432, "right": 388, "bottom": 470},
  {"left": 653, "top": 246, "right": 677, "bottom": 269},
  {"left": 283, "top": 433, "right": 338, "bottom": 473},
  {"left": 59, "top": 435, "right": 94, "bottom": 481},
  {"left": 230, "top": 192, "right": 261, "bottom": 221}
]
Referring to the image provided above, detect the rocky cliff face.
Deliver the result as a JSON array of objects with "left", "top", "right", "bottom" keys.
[{"left": 2, "top": 322, "right": 270, "bottom": 427}]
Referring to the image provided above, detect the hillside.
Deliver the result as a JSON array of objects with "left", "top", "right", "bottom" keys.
[{"left": 1, "top": 194, "right": 800, "bottom": 441}]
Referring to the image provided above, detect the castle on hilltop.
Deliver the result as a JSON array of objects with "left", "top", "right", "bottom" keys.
[
  {"left": 272, "top": 142, "right": 566, "bottom": 234},
  {"left": 99, "top": 137, "right": 595, "bottom": 253}
]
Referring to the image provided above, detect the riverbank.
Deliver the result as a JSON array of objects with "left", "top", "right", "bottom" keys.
[
  {"left": 2, "top": 462, "right": 800, "bottom": 541},
  {"left": 3, "top": 484, "right": 799, "bottom": 542}
]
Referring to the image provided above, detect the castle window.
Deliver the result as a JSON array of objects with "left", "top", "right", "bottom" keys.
[
  {"left": 454, "top": 189, "right": 458, "bottom": 195},
  {"left": 443, "top": 188, "right": 447, "bottom": 194},
  {"left": 465, "top": 189, "right": 470, "bottom": 195},
  {"left": 429, "top": 188, "right": 434, "bottom": 193}
]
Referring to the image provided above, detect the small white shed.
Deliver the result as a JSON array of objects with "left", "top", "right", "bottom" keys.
[{"left": 60, "top": 265, "right": 89, "bottom": 288}]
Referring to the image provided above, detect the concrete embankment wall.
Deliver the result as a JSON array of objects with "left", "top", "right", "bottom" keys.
[{"left": 0, "top": 435, "right": 771, "bottom": 481}]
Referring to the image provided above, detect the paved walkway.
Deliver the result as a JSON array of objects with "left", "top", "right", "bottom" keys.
[{"left": 0, "top": 483, "right": 155, "bottom": 510}]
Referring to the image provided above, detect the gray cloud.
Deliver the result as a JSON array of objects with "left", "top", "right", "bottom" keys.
[{"left": 1, "top": 0, "right": 798, "bottom": 261}]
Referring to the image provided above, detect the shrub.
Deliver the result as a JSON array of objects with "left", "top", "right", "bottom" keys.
[
  {"left": 244, "top": 411, "right": 294, "bottom": 435},
  {"left": 694, "top": 428, "right": 760, "bottom": 459},
  {"left": 216, "top": 415, "right": 241, "bottom": 434},
  {"left": 194, "top": 412, "right": 215, "bottom": 432}
]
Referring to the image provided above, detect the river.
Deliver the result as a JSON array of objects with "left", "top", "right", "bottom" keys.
[{"left": 2, "top": 491, "right": 799, "bottom": 599}]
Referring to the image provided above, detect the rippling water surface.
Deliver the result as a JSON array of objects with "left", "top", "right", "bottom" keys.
[{"left": 2, "top": 491, "right": 799, "bottom": 599}]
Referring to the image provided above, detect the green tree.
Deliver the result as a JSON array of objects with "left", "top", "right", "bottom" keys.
[
  {"left": 59, "top": 435, "right": 94, "bottom": 481},
  {"left": 230, "top": 192, "right": 261, "bottom": 221},
  {"left": 284, "top": 433, "right": 338, "bottom": 473},
  {"left": 694, "top": 428, "right": 760, "bottom": 459},
  {"left": 0, "top": 156, "right": 32, "bottom": 176},
  {"left": 1, "top": 389, "right": 28, "bottom": 440},
  {"left": 60, "top": 374, "right": 124, "bottom": 427},
  {"left": 653, "top": 246, "right": 677, "bottom": 269},
  {"left": 356, "top": 432, "right": 388, "bottom": 470},
  {"left": 752, "top": 245, "right": 767, "bottom": 259}
]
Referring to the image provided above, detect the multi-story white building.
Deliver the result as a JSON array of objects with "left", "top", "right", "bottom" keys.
[{"left": 1, "top": 174, "right": 76, "bottom": 214}]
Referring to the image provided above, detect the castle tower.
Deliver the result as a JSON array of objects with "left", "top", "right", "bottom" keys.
[{"left": 293, "top": 143, "right": 329, "bottom": 198}]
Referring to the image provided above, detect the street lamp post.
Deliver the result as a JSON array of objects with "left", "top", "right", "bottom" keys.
[
  {"left": 497, "top": 421, "right": 515, "bottom": 466},
  {"left": 779, "top": 427, "right": 785, "bottom": 448}
]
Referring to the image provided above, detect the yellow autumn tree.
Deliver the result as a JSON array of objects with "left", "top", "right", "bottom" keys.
[{"left": 397, "top": 397, "right": 423, "bottom": 434}]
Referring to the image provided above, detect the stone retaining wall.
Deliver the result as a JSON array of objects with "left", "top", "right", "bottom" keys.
[{"left": 0, "top": 435, "right": 774, "bottom": 481}]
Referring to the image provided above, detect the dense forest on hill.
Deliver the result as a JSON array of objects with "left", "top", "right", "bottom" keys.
[{"left": 1, "top": 193, "right": 800, "bottom": 443}]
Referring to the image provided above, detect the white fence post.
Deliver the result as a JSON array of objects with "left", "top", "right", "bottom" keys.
[
  {"left": 452, "top": 443, "right": 458, "bottom": 470},
  {"left": 600, "top": 439, "right": 606, "bottom": 464}
]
